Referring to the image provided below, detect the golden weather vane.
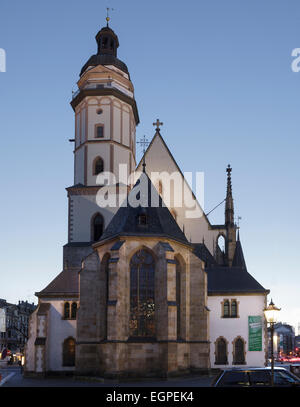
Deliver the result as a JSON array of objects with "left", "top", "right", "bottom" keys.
[{"left": 106, "top": 7, "right": 114, "bottom": 26}]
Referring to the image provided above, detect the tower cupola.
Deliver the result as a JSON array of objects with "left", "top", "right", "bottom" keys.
[{"left": 95, "top": 26, "right": 119, "bottom": 57}]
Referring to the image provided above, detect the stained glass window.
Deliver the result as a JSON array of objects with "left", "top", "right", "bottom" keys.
[{"left": 130, "top": 250, "right": 155, "bottom": 337}]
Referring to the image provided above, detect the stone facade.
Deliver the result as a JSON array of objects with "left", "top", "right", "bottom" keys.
[{"left": 76, "top": 237, "right": 210, "bottom": 377}]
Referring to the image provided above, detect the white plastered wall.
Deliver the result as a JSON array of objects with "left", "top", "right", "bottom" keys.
[{"left": 208, "top": 294, "right": 267, "bottom": 368}]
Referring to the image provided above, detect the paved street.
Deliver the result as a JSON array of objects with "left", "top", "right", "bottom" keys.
[
  {"left": 1, "top": 362, "right": 297, "bottom": 387},
  {"left": 0, "top": 365, "right": 215, "bottom": 387}
]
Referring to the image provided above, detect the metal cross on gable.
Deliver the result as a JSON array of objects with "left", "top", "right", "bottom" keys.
[{"left": 153, "top": 119, "right": 163, "bottom": 131}]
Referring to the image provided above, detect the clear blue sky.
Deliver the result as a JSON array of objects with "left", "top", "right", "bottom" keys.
[{"left": 0, "top": 0, "right": 299, "bottom": 331}]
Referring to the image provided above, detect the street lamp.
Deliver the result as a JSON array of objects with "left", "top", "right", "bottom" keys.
[{"left": 264, "top": 299, "right": 281, "bottom": 386}]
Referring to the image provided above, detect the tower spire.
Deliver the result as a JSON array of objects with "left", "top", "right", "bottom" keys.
[
  {"left": 225, "top": 164, "right": 234, "bottom": 226},
  {"left": 224, "top": 164, "right": 236, "bottom": 266}
]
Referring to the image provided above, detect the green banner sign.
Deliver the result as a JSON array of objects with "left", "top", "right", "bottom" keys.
[{"left": 248, "top": 316, "right": 262, "bottom": 351}]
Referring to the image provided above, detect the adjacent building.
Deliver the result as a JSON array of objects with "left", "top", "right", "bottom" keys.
[{"left": 0, "top": 299, "right": 36, "bottom": 354}]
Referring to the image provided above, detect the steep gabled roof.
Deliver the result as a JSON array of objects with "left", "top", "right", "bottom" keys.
[
  {"left": 98, "top": 172, "right": 189, "bottom": 245},
  {"left": 136, "top": 130, "right": 213, "bottom": 228},
  {"left": 35, "top": 270, "right": 79, "bottom": 298},
  {"left": 232, "top": 233, "right": 247, "bottom": 269},
  {"left": 207, "top": 266, "right": 269, "bottom": 295}
]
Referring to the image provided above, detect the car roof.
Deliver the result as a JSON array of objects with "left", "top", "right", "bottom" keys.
[{"left": 222, "top": 367, "right": 287, "bottom": 372}]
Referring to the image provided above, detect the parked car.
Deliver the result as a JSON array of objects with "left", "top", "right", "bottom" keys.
[{"left": 212, "top": 367, "right": 300, "bottom": 387}]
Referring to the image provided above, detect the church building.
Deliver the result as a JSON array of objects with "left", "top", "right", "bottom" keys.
[{"left": 24, "top": 19, "right": 270, "bottom": 378}]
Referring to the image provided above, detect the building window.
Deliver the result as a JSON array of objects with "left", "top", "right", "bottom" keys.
[
  {"left": 215, "top": 337, "right": 228, "bottom": 365},
  {"left": 71, "top": 302, "right": 77, "bottom": 319},
  {"left": 222, "top": 299, "right": 239, "bottom": 318},
  {"left": 92, "top": 213, "right": 104, "bottom": 241},
  {"left": 233, "top": 337, "right": 246, "bottom": 365},
  {"left": 223, "top": 300, "right": 230, "bottom": 318},
  {"left": 64, "top": 302, "right": 70, "bottom": 319},
  {"left": 95, "top": 125, "right": 104, "bottom": 138},
  {"left": 62, "top": 337, "right": 75, "bottom": 367},
  {"left": 231, "top": 300, "right": 237, "bottom": 317},
  {"left": 97, "top": 108, "right": 103, "bottom": 115},
  {"left": 130, "top": 249, "right": 155, "bottom": 338},
  {"left": 93, "top": 157, "right": 104, "bottom": 175}
]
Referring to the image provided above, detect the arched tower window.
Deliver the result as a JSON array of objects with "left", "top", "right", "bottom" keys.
[
  {"left": 71, "top": 302, "right": 77, "bottom": 319},
  {"left": 91, "top": 213, "right": 104, "bottom": 241},
  {"left": 93, "top": 157, "right": 104, "bottom": 175},
  {"left": 62, "top": 337, "right": 75, "bottom": 367},
  {"left": 129, "top": 249, "right": 155, "bottom": 338},
  {"left": 233, "top": 337, "right": 246, "bottom": 365},
  {"left": 64, "top": 302, "right": 70, "bottom": 319},
  {"left": 215, "top": 337, "right": 228, "bottom": 365}
]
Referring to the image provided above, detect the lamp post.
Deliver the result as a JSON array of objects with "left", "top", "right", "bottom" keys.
[{"left": 264, "top": 299, "right": 281, "bottom": 386}]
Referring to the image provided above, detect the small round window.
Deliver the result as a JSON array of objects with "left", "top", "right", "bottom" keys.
[{"left": 97, "top": 108, "right": 103, "bottom": 115}]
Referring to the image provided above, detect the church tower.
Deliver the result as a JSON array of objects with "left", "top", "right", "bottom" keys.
[{"left": 64, "top": 21, "right": 139, "bottom": 270}]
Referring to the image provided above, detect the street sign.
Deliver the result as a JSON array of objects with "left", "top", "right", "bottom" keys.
[{"left": 248, "top": 316, "right": 263, "bottom": 351}]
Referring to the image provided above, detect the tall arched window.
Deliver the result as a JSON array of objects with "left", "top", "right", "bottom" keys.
[
  {"left": 130, "top": 249, "right": 155, "bottom": 338},
  {"left": 233, "top": 337, "right": 246, "bottom": 365},
  {"left": 71, "top": 302, "right": 77, "bottom": 319},
  {"left": 64, "top": 302, "right": 70, "bottom": 319},
  {"left": 215, "top": 337, "right": 228, "bottom": 365},
  {"left": 175, "top": 258, "right": 181, "bottom": 339},
  {"left": 231, "top": 300, "right": 237, "bottom": 318},
  {"left": 93, "top": 157, "right": 104, "bottom": 175},
  {"left": 62, "top": 337, "right": 75, "bottom": 367},
  {"left": 223, "top": 300, "right": 230, "bottom": 317},
  {"left": 92, "top": 213, "right": 104, "bottom": 241}
]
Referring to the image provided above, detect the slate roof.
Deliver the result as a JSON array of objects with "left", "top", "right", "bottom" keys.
[
  {"left": 80, "top": 54, "right": 129, "bottom": 77},
  {"left": 232, "top": 233, "right": 247, "bottom": 269},
  {"left": 193, "top": 243, "right": 217, "bottom": 267},
  {"left": 98, "top": 172, "right": 189, "bottom": 246},
  {"left": 36, "top": 270, "right": 79, "bottom": 297},
  {"left": 207, "top": 266, "right": 269, "bottom": 295}
]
